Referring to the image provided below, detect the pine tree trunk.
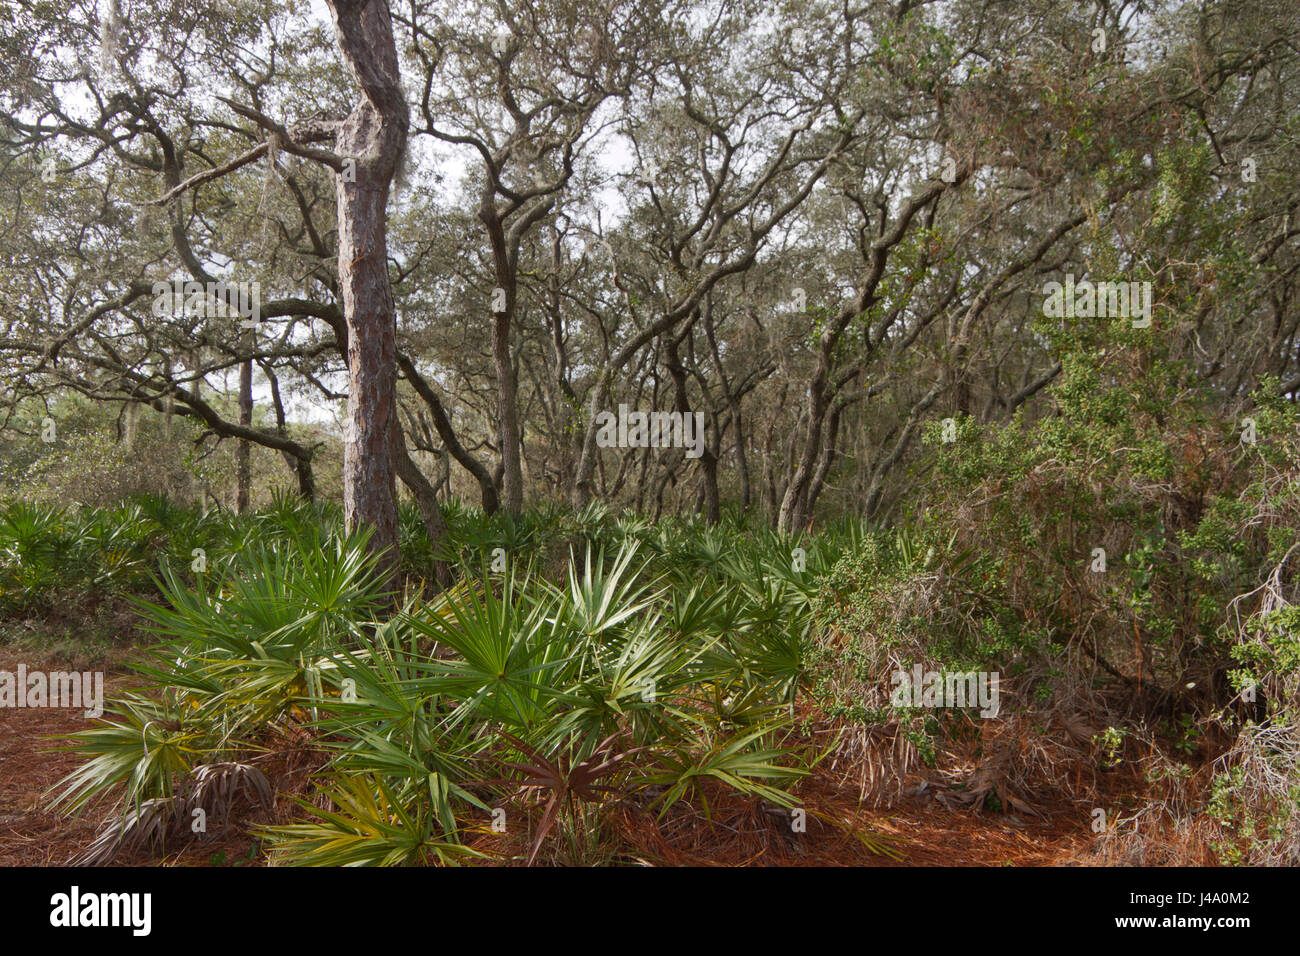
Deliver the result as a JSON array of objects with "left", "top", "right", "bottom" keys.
[{"left": 327, "top": 0, "right": 409, "bottom": 591}]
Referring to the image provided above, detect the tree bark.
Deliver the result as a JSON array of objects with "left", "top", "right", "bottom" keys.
[
  {"left": 236, "top": 355, "right": 252, "bottom": 512},
  {"left": 327, "top": 0, "right": 408, "bottom": 590},
  {"left": 481, "top": 189, "right": 524, "bottom": 517},
  {"left": 391, "top": 416, "right": 452, "bottom": 589}
]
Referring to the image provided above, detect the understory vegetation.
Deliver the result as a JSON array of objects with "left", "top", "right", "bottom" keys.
[{"left": 4, "top": 339, "right": 1297, "bottom": 865}]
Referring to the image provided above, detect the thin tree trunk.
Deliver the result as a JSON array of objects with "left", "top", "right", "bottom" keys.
[
  {"left": 261, "top": 360, "right": 316, "bottom": 502},
  {"left": 664, "top": 329, "right": 719, "bottom": 525},
  {"left": 391, "top": 417, "right": 452, "bottom": 589},
  {"left": 397, "top": 354, "right": 499, "bottom": 514},
  {"left": 701, "top": 296, "right": 749, "bottom": 514},
  {"left": 778, "top": 374, "right": 827, "bottom": 533},
  {"left": 236, "top": 355, "right": 252, "bottom": 512},
  {"left": 803, "top": 404, "right": 842, "bottom": 523}
]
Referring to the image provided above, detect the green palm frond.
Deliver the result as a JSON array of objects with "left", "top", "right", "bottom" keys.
[{"left": 260, "top": 773, "right": 483, "bottom": 867}]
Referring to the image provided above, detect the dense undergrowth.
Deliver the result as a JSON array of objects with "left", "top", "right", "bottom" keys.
[
  {"left": 2, "top": 344, "right": 1297, "bottom": 865},
  {"left": 5, "top": 496, "right": 899, "bottom": 864}
]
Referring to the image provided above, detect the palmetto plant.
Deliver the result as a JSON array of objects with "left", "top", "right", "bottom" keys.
[
  {"left": 49, "top": 692, "right": 201, "bottom": 814},
  {"left": 49, "top": 531, "right": 390, "bottom": 822},
  {"left": 265, "top": 773, "right": 484, "bottom": 867},
  {"left": 49, "top": 509, "right": 900, "bottom": 866},
  {"left": 77, "top": 504, "right": 160, "bottom": 590},
  {"left": 71, "top": 761, "right": 275, "bottom": 866},
  {"left": 488, "top": 729, "right": 644, "bottom": 865},
  {"left": 253, "top": 541, "right": 829, "bottom": 865},
  {"left": 0, "top": 501, "right": 74, "bottom": 608},
  {"left": 636, "top": 721, "right": 809, "bottom": 818}
]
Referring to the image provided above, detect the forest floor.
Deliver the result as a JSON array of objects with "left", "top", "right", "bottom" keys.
[{"left": 0, "top": 653, "right": 1110, "bottom": 867}]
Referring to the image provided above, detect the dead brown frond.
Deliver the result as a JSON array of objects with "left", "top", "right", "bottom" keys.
[
  {"left": 185, "top": 761, "right": 275, "bottom": 828},
  {"left": 72, "top": 796, "right": 175, "bottom": 866},
  {"left": 73, "top": 761, "right": 275, "bottom": 866}
]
